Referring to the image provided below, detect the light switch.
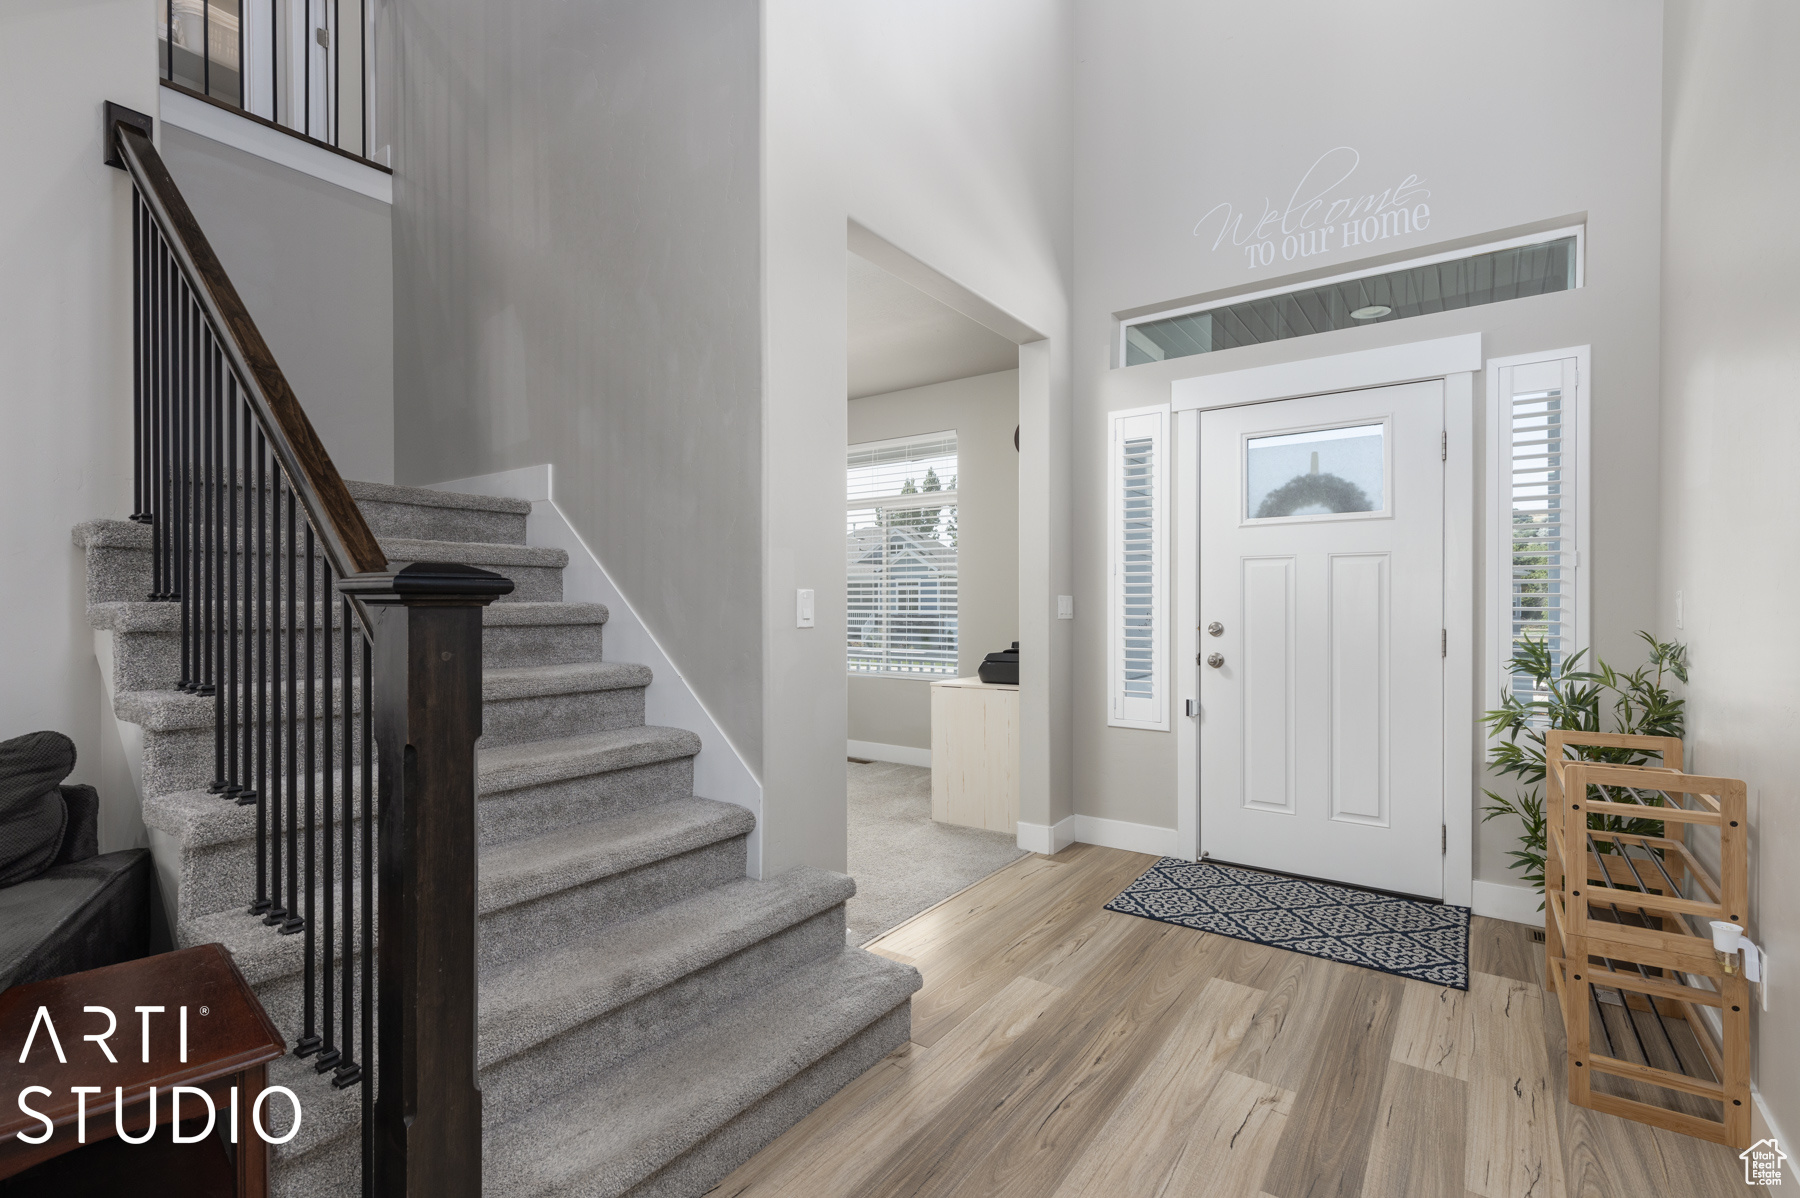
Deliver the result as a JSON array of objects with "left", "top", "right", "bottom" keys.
[
  {"left": 1057, "top": 595, "right": 1074, "bottom": 620},
  {"left": 796, "top": 588, "right": 815, "bottom": 628}
]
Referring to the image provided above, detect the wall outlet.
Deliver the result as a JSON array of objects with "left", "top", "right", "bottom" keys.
[
  {"left": 796, "top": 588, "right": 815, "bottom": 628},
  {"left": 1057, "top": 595, "right": 1074, "bottom": 620}
]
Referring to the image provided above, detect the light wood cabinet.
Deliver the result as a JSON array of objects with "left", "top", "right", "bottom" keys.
[{"left": 930, "top": 677, "right": 1019, "bottom": 834}]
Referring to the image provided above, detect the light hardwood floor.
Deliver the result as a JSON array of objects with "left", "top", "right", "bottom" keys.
[{"left": 710, "top": 843, "right": 1763, "bottom": 1198}]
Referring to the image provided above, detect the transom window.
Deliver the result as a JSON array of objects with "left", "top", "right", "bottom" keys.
[{"left": 847, "top": 433, "right": 958, "bottom": 677}]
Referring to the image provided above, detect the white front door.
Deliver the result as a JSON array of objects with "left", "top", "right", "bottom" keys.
[{"left": 1199, "top": 380, "right": 1445, "bottom": 899}]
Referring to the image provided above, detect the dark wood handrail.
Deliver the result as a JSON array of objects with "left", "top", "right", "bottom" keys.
[{"left": 111, "top": 120, "right": 388, "bottom": 582}]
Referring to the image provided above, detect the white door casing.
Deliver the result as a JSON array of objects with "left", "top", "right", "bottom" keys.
[{"left": 1199, "top": 380, "right": 1446, "bottom": 899}]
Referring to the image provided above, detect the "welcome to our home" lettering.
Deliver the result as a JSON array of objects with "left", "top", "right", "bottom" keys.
[{"left": 1192, "top": 146, "right": 1433, "bottom": 271}]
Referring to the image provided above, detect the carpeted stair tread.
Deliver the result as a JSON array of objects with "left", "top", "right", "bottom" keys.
[
  {"left": 141, "top": 725, "right": 699, "bottom": 850},
  {"left": 74, "top": 519, "right": 568, "bottom": 569},
  {"left": 479, "top": 798, "right": 754, "bottom": 916},
  {"left": 482, "top": 948, "right": 921, "bottom": 1198},
  {"left": 88, "top": 599, "right": 607, "bottom": 634},
  {"left": 485, "top": 661, "right": 650, "bottom": 699},
  {"left": 114, "top": 660, "right": 647, "bottom": 732},
  {"left": 478, "top": 727, "right": 701, "bottom": 796},
  {"left": 479, "top": 867, "right": 856, "bottom": 1066},
  {"left": 178, "top": 796, "right": 751, "bottom": 986},
  {"left": 343, "top": 479, "right": 532, "bottom": 515}
]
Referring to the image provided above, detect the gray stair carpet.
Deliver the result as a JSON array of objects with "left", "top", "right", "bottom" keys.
[{"left": 75, "top": 480, "right": 919, "bottom": 1198}]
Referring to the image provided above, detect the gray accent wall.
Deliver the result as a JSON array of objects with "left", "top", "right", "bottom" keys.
[
  {"left": 387, "top": 1, "right": 765, "bottom": 774},
  {"left": 1661, "top": 0, "right": 1800, "bottom": 1149},
  {"left": 161, "top": 124, "right": 395, "bottom": 484},
  {"left": 1073, "top": 0, "right": 1665, "bottom": 885},
  {"left": 848, "top": 369, "right": 1021, "bottom": 751}
]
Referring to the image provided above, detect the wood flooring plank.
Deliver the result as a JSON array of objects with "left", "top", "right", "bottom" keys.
[
  {"left": 707, "top": 974, "right": 1066, "bottom": 1197},
  {"left": 1260, "top": 966, "right": 1404, "bottom": 1198},
  {"left": 1048, "top": 978, "right": 1269, "bottom": 1198},
  {"left": 1463, "top": 971, "right": 1569, "bottom": 1198},
  {"left": 1470, "top": 915, "right": 1542, "bottom": 984},
  {"left": 1223, "top": 950, "right": 1351, "bottom": 1093},
  {"left": 1154, "top": 1072, "right": 1296, "bottom": 1198},
  {"left": 1390, "top": 979, "right": 1471, "bottom": 1080},
  {"left": 846, "top": 918, "right": 1221, "bottom": 1198},
  {"left": 1359, "top": 1060, "right": 1467, "bottom": 1198},
  {"left": 901, "top": 848, "right": 1159, "bottom": 1048}
]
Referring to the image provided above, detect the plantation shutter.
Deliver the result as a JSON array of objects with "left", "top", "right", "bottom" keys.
[
  {"left": 1498, "top": 358, "right": 1581, "bottom": 705},
  {"left": 847, "top": 432, "right": 959, "bottom": 677},
  {"left": 1109, "top": 406, "right": 1168, "bottom": 730}
]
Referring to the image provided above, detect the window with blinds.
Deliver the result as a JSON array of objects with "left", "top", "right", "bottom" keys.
[
  {"left": 847, "top": 432, "right": 958, "bottom": 677},
  {"left": 1493, "top": 356, "right": 1583, "bottom": 709},
  {"left": 1109, "top": 406, "right": 1168, "bottom": 730}
]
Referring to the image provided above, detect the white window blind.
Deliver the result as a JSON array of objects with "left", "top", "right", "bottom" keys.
[
  {"left": 1109, "top": 406, "right": 1168, "bottom": 730},
  {"left": 1491, "top": 355, "right": 1584, "bottom": 709},
  {"left": 847, "top": 432, "right": 958, "bottom": 677}
]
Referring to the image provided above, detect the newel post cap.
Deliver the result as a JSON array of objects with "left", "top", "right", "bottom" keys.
[{"left": 337, "top": 561, "right": 515, "bottom": 605}]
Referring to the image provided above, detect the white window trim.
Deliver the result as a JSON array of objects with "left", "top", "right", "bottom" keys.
[
  {"left": 1108, "top": 404, "right": 1169, "bottom": 731},
  {"left": 1484, "top": 346, "right": 1592, "bottom": 716},
  {"left": 847, "top": 431, "right": 960, "bottom": 681},
  {"left": 1122, "top": 226, "right": 1584, "bottom": 366}
]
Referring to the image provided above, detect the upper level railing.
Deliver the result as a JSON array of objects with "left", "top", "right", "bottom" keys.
[
  {"left": 108, "top": 105, "right": 493, "bottom": 1197},
  {"left": 160, "top": 0, "right": 383, "bottom": 165}
]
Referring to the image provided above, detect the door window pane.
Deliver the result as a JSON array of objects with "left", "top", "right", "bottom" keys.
[{"left": 1246, "top": 423, "right": 1384, "bottom": 519}]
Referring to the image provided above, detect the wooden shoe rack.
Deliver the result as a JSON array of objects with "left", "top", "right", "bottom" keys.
[{"left": 1542, "top": 730, "right": 1753, "bottom": 1149}]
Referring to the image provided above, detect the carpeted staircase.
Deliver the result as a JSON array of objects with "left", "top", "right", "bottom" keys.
[{"left": 74, "top": 479, "right": 919, "bottom": 1197}]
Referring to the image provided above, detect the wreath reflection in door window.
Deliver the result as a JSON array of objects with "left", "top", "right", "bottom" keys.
[{"left": 1246, "top": 422, "right": 1384, "bottom": 519}]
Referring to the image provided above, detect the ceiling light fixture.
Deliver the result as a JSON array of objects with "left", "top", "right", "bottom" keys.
[{"left": 1350, "top": 305, "right": 1392, "bottom": 320}]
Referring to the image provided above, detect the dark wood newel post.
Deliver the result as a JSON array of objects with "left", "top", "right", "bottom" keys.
[{"left": 345, "top": 562, "right": 514, "bottom": 1198}]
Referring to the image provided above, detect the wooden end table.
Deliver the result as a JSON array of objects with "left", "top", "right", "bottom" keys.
[{"left": 1, "top": 943, "right": 286, "bottom": 1196}]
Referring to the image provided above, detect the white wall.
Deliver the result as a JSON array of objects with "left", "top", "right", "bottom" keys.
[
  {"left": 763, "top": 0, "right": 1073, "bottom": 873},
  {"left": 1660, "top": 0, "right": 1800, "bottom": 1150},
  {"left": 0, "top": 0, "right": 159, "bottom": 848},
  {"left": 1072, "top": 0, "right": 1665, "bottom": 886},
  {"left": 388, "top": 0, "right": 766, "bottom": 776},
  {"left": 160, "top": 123, "right": 395, "bottom": 483},
  {"left": 847, "top": 369, "right": 1021, "bottom": 751}
]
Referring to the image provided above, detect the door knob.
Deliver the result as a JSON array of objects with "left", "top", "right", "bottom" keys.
[
  {"left": 1206, "top": 653, "right": 1225, "bottom": 668},
  {"left": 1207, "top": 622, "right": 1224, "bottom": 637}
]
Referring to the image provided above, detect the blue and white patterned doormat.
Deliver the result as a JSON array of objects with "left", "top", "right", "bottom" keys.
[{"left": 1104, "top": 858, "right": 1470, "bottom": 989}]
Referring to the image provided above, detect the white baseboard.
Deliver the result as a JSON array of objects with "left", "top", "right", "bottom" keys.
[
  {"left": 428, "top": 465, "right": 765, "bottom": 878},
  {"left": 1471, "top": 879, "right": 1543, "bottom": 925},
  {"left": 1017, "top": 816, "right": 1075, "bottom": 856},
  {"left": 846, "top": 740, "right": 931, "bottom": 769},
  {"left": 1073, "top": 815, "right": 1181, "bottom": 858}
]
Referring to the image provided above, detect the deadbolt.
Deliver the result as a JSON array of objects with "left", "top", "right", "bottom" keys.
[
  {"left": 1206, "top": 622, "right": 1224, "bottom": 637},
  {"left": 1206, "top": 653, "right": 1225, "bottom": 668}
]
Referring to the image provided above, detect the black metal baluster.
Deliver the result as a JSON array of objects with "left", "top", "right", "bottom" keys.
[
  {"left": 201, "top": 0, "right": 210, "bottom": 96},
  {"left": 282, "top": 489, "right": 303, "bottom": 935},
  {"left": 334, "top": 600, "right": 360, "bottom": 1088},
  {"left": 359, "top": 0, "right": 367, "bottom": 157},
  {"left": 237, "top": 405, "right": 257, "bottom": 808},
  {"left": 249, "top": 431, "right": 270, "bottom": 911},
  {"left": 162, "top": 243, "right": 176, "bottom": 601},
  {"left": 316, "top": 561, "right": 339, "bottom": 1072},
  {"left": 177, "top": 286, "right": 193, "bottom": 690},
  {"left": 222, "top": 382, "right": 241, "bottom": 799},
  {"left": 200, "top": 332, "right": 217, "bottom": 703},
  {"left": 297, "top": 527, "right": 321, "bottom": 1052},
  {"left": 131, "top": 195, "right": 148, "bottom": 524},
  {"left": 266, "top": 474, "right": 287, "bottom": 925},
  {"left": 150, "top": 238, "right": 166, "bottom": 599},
  {"left": 360, "top": 629, "right": 374, "bottom": 1141}
]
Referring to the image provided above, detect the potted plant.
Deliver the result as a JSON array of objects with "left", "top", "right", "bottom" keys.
[{"left": 1481, "top": 631, "right": 1689, "bottom": 901}]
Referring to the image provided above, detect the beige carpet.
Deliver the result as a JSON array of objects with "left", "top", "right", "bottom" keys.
[{"left": 845, "top": 759, "right": 1028, "bottom": 945}]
